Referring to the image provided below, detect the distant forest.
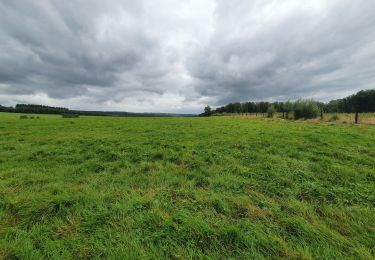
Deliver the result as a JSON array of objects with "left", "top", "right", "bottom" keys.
[
  {"left": 0, "top": 104, "right": 191, "bottom": 117},
  {"left": 201, "top": 89, "right": 375, "bottom": 116}
]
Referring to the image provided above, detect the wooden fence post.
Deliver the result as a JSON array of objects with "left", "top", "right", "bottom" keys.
[{"left": 355, "top": 112, "right": 359, "bottom": 124}]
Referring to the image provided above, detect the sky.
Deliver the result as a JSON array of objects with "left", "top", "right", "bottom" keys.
[{"left": 0, "top": 0, "right": 375, "bottom": 113}]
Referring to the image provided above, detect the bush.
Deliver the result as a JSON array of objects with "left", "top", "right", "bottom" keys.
[
  {"left": 20, "top": 115, "right": 28, "bottom": 119},
  {"left": 62, "top": 114, "right": 80, "bottom": 118},
  {"left": 293, "top": 100, "right": 319, "bottom": 119},
  {"left": 329, "top": 114, "right": 339, "bottom": 121},
  {"left": 267, "top": 105, "right": 276, "bottom": 118}
]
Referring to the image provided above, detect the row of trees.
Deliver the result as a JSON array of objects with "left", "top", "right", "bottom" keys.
[
  {"left": 202, "top": 99, "right": 321, "bottom": 119},
  {"left": 0, "top": 104, "right": 192, "bottom": 117},
  {"left": 0, "top": 105, "right": 14, "bottom": 112},
  {"left": 13, "top": 104, "right": 70, "bottom": 114},
  {"left": 201, "top": 89, "right": 375, "bottom": 121},
  {"left": 325, "top": 90, "right": 375, "bottom": 113},
  {"left": 0, "top": 104, "right": 70, "bottom": 114},
  {"left": 207, "top": 100, "right": 315, "bottom": 118}
]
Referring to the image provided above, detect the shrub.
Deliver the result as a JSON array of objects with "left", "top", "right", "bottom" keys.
[
  {"left": 329, "top": 114, "right": 339, "bottom": 121},
  {"left": 267, "top": 105, "right": 276, "bottom": 118},
  {"left": 20, "top": 115, "right": 28, "bottom": 119},
  {"left": 293, "top": 99, "right": 319, "bottom": 119},
  {"left": 62, "top": 114, "right": 80, "bottom": 118}
]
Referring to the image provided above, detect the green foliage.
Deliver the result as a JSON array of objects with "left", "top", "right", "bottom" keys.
[
  {"left": 267, "top": 105, "right": 276, "bottom": 118},
  {"left": 200, "top": 106, "right": 212, "bottom": 117},
  {"left": 0, "top": 105, "right": 14, "bottom": 112},
  {"left": 15, "top": 104, "right": 69, "bottom": 114},
  {"left": 204, "top": 106, "right": 212, "bottom": 116},
  {"left": 326, "top": 89, "right": 375, "bottom": 113},
  {"left": 209, "top": 89, "right": 375, "bottom": 118},
  {"left": 353, "top": 89, "right": 375, "bottom": 112},
  {"left": 293, "top": 99, "right": 320, "bottom": 119},
  {"left": 0, "top": 113, "right": 374, "bottom": 259}
]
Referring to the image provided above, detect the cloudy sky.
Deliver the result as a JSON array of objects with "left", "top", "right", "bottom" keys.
[{"left": 1, "top": 0, "right": 375, "bottom": 113}]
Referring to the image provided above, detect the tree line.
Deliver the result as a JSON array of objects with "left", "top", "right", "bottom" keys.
[
  {"left": 0, "top": 104, "right": 192, "bottom": 117},
  {"left": 325, "top": 89, "right": 375, "bottom": 113},
  {"left": 201, "top": 89, "right": 375, "bottom": 122},
  {"left": 14, "top": 104, "right": 70, "bottom": 114},
  {"left": 0, "top": 104, "right": 70, "bottom": 114},
  {"left": 0, "top": 89, "right": 373, "bottom": 119}
]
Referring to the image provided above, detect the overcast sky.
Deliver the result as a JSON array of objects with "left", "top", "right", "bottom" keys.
[{"left": 1, "top": 0, "right": 375, "bottom": 113}]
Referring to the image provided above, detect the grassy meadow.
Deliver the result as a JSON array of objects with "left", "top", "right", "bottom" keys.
[{"left": 0, "top": 112, "right": 375, "bottom": 259}]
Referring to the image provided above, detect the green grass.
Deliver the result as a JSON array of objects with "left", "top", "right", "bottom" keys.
[{"left": 1, "top": 113, "right": 374, "bottom": 259}]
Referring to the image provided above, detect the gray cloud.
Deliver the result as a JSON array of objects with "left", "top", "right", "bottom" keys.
[
  {"left": 188, "top": 0, "right": 375, "bottom": 105},
  {"left": 0, "top": 1, "right": 157, "bottom": 98},
  {"left": 0, "top": 0, "right": 374, "bottom": 112}
]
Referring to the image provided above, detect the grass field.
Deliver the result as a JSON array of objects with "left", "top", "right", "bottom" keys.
[{"left": 0, "top": 112, "right": 375, "bottom": 259}]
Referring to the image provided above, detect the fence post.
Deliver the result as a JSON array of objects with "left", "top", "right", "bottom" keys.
[
  {"left": 355, "top": 112, "right": 358, "bottom": 124},
  {"left": 320, "top": 110, "right": 323, "bottom": 120}
]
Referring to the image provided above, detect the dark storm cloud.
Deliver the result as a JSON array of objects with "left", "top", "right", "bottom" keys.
[{"left": 0, "top": 0, "right": 374, "bottom": 112}]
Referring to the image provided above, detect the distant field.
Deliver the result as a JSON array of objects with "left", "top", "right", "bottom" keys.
[{"left": 0, "top": 112, "right": 374, "bottom": 259}]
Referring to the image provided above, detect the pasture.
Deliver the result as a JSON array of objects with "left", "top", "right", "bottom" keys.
[{"left": 0, "top": 112, "right": 374, "bottom": 259}]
